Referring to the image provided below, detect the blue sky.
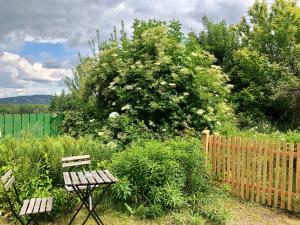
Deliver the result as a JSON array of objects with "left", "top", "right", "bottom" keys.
[
  {"left": 0, "top": 0, "right": 271, "bottom": 98},
  {"left": 20, "top": 42, "right": 76, "bottom": 64}
]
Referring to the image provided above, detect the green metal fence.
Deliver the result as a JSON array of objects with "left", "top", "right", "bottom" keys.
[{"left": 0, "top": 113, "right": 64, "bottom": 138}]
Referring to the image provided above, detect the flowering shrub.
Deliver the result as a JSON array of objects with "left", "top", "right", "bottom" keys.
[{"left": 68, "top": 20, "right": 234, "bottom": 137}]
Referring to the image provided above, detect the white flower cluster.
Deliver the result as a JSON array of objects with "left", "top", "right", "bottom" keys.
[
  {"left": 121, "top": 104, "right": 131, "bottom": 111},
  {"left": 109, "top": 112, "right": 120, "bottom": 118}
]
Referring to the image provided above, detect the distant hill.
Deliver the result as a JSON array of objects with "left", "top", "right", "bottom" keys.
[{"left": 0, "top": 95, "right": 53, "bottom": 104}]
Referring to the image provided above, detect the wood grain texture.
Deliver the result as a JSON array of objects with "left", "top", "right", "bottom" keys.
[
  {"left": 280, "top": 143, "right": 287, "bottom": 209},
  {"left": 245, "top": 140, "right": 251, "bottom": 200},
  {"left": 261, "top": 141, "right": 268, "bottom": 204},
  {"left": 256, "top": 141, "right": 263, "bottom": 203},
  {"left": 267, "top": 142, "right": 274, "bottom": 206},
  {"left": 274, "top": 143, "right": 281, "bottom": 208},
  {"left": 287, "top": 143, "right": 294, "bottom": 210}
]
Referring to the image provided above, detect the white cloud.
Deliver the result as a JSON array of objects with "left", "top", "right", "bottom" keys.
[
  {"left": 0, "top": 52, "right": 71, "bottom": 97},
  {"left": 0, "top": 0, "right": 260, "bottom": 54},
  {"left": 24, "top": 35, "right": 68, "bottom": 44},
  {"left": 0, "top": 0, "right": 278, "bottom": 97}
]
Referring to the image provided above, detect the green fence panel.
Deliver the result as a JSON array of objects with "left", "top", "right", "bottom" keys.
[
  {"left": 0, "top": 113, "right": 63, "bottom": 138},
  {"left": 14, "top": 114, "right": 22, "bottom": 137},
  {"left": 29, "top": 114, "right": 37, "bottom": 135},
  {"left": 50, "top": 115, "right": 57, "bottom": 137},
  {"left": 37, "top": 114, "right": 44, "bottom": 137},
  {"left": 0, "top": 114, "right": 4, "bottom": 138},
  {"left": 56, "top": 114, "right": 64, "bottom": 135},
  {"left": 44, "top": 114, "right": 51, "bottom": 136},
  {"left": 21, "top": 114, "right": 30, "bottom": 135},
  {"left": 4, "top": 115, "right": 13, "bottom": 137}
]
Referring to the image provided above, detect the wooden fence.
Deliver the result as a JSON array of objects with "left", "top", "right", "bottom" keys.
[
  {"left": 0, "top": 113, "right": 64, "bottom": 138},
  {"left": 201, "top": 130, "right": 300, "bottom": 212}
]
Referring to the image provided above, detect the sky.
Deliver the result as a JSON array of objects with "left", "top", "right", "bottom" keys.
[{"left": 0, "top": 0, "right": 272, "bottom": 98}]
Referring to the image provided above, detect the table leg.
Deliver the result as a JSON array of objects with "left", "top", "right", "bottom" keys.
[
  {"left": 67, "top": 202, "right": 84, "bottom": 225},
  {"left": 67, "top": 185, "right": 89, "bottom": 225},
  {"left": 73, "top": 186, "right": 103, "bottom": 225},
  {"left": 68, "top": 184, "right": 112, "bottom": 225}
]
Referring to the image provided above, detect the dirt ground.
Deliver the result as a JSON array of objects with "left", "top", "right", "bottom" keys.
[{"left": 1, "top": 198, "right": 299, "bottom": 225}]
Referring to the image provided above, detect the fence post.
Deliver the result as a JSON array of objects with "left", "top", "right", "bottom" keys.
[
  {"left": 296, "top": 144, "right": 300, "bottom": 196},
  {"left": 201, "top": 130, "right": 210, "bottom": 164}
]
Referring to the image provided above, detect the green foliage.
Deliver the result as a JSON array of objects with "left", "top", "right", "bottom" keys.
[
  {"left": 0, "top": 135, "right": 229, "bottom": 224},
  {"left": 0, "top": 135, "right": 118, "bottom": 217},
  {"left": 198, "top": 0, "right": 300, "bottom": 130},
  {"left": 198, "top": 16, "right": 239, "bottom": 67},
  {"left": 191, "top": 190, "right": 231, "bottom": 225},
  {"left": 49, "top": 90, "right": 80, "bottom": 112},
  {"left": 0, "top": 104, "right": 49, "bottom": 114},
  {"left": 234, "top": 0, "right": 300, "bottom": 129},
  {"left": 226, "top": 128, "right": 300, "bottom": 144},
  {"left": 109, "top": 137, "right": 215, "bottom": 219},
  {"left": 65, "top": 20, "right": 234, "bottom": 138}
]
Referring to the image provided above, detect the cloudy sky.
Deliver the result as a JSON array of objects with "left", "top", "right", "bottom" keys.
[{"left": 0, "top": 0, "right": 271, "bottom": 98}]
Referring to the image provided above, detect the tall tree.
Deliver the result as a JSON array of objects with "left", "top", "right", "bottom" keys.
[
  {"left": 236, "top": 0, "right": 300, "bottom": 128},
  {"left": 198, "top": 16, "right": 239, "bottom": 69},
  {"left": 199, "top": 0, "right": 300, "bottom": 129}
]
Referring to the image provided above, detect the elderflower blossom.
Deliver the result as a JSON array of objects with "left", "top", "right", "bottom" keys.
[
  {"left": 98, "top": 131, "right": 105, "bottom": 136},
  {"left": 109, "top": 112, "right": 120, "bottom": 118},
  {"left": 125, "top": 85, "right": 134, "bottom": 90},
  {"left": 196, "top": 109, "right": 205, "bottom": 115},
  {"left": 121, "top": 104, "right": 131, "bottom": 111},
  {"left": 180, "top": 68, "right": 189, "bottom": 75}
]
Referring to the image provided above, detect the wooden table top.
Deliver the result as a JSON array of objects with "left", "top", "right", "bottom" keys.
[{"left": 63, "top": 170, "right": 118, "bottom": 186}]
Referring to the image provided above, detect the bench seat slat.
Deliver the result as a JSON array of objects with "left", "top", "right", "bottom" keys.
[
  {"left": 39, "top": 198, "right": 47, "bottom": 213},
  {"left": 26, "top": 198, "right": 36, "bottom": 215},
  {"left": 46, "top": 197, "right": 53, "bottom": 212},
  {"left": 33, "top": 198, "right": 41, "bottom": 214},
  {"left": 19, "top": 200, "right": 30, "bottom": 216}
]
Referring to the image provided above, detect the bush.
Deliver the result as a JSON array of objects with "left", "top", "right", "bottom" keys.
[
  {"left": 65, "top": 20, "right": 234, "bottom": 139},
  {"left": 109, "top": 137, "right": 212, "bottom": 218}
]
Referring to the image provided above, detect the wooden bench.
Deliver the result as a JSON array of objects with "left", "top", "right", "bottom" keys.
[{"left": 1, "top": 170, "right": 53, "bottom": 224}]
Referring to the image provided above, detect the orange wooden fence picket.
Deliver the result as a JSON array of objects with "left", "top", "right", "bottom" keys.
[{"left": 201, "top": 130, "right": 300, "bottom": 212}]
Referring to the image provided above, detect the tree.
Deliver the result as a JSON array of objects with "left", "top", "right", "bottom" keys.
[
  {"left": 235, "top": 0, "right": 300, "bottom": 128},
  {"left": 67, "top": 20, "right": 234, "bottom": 137},
  {"left": 198, "top": 16, "right": 239, "bottom": 69},
  {"left": 198, "top": 0, "right": 300, "bottom": 129}
]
